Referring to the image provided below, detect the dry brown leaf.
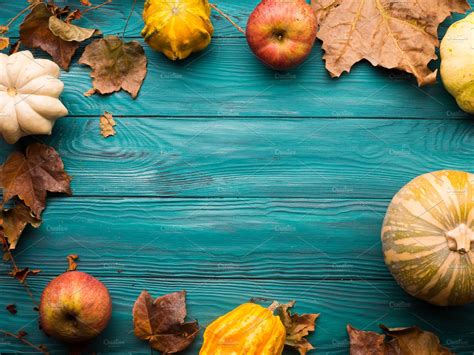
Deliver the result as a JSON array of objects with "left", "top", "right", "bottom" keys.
[
  {"left": 66, "top": 254, "right": 79, "bottom": 271},
  {"left": 100, "top": 112, "right": 116, "bottom": 138},
  {"left": 0, "top": 37, "right": 9, "bottom": 50},
  {"left": 1, "top": 143, "right": 72, "bottom": 218},
  {"left": 0, "top": 26, "right": 8, "bottom": 34},
  {"left": 79, "top": 35, "right": 147, "bottom": 98},
  {"left": 81, "top": 0, "right": 92, "bottom": 5},
  {"left": 347, "top": 324, "right": 453, "bottom": 355},
  {"left": 10, "top": 267, "right": 40, "bottom": 284},
  {"left": 19, "top": 3, "right": 81, "bottom": 69},
  {"left": 6, "top": 304, "right": 17, "bottom": 314},
  {"left": 274, "top": 301, "right": 318, "bottom": 355},
  {"left": 312, "top": 0, "right": 470, "bottom": 86},
  {"left": 0, "top": 202, "right": 41, "bottom": 250},
  {"left": 133, "top": 290, "right": 199, "bottom": 354},
  {"left": 48, "top": 16, "right": 99, "bottom": 42}
]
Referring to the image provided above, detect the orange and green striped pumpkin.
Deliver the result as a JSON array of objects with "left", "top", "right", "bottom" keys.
[
  {"left": 382, "top": 170, "right": 474, "bottom": 306},
  {"left": 200, "top": 303, "right": 286, "bottom": 355}
]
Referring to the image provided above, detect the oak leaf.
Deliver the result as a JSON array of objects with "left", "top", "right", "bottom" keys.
[
  {"left": 312, "top": 0, "right": 470, "bottom": 86},
  {"left": 133, "top": 290, "right": 199, "bottom": 354},
  {"left": 0, "top": 202, "right": 41, "bottom": 250},
  {"left": 19, "top": 3, "right": 80, "bottom": 69},
  {"left": 79, "top": 35, "right": 147, "bottom": 98},
  {"left": 48, "top": 16, "right": 99, "bottom": 42},
  {"left": 347, "top": 324, "right": 453, "bottom": 354},
  {"left": 275, "top": 301, "right": 319, "bottom": 355},
  {"left": 1, "top": 143, "right": 72, "bottom": 218},
  {"left": 100, "top": 111, "right": 116, "bottom": 138}
]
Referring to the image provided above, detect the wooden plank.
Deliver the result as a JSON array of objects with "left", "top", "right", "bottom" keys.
[
  {"left": 1, "top": 117, "right": 472, "bottom": 198},
  {"left": 2, "top": 196, "right": 390, "bottom": 279},
  {"left": 2, "top": 0, "right": 468, "bottom": 39},
  {"left": 1, "top": 277, "right": 473, "bottom": 354},
  {"left": 12, "top": 37, "right": 466, "bottom": 118}
]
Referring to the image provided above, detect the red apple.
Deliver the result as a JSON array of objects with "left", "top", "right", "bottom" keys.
[
  {"left": 246, "top": 0, "right": 317, "bottom": 70},
  {"left": 39, "top": 271, "right": 112, "bottom": 343}
]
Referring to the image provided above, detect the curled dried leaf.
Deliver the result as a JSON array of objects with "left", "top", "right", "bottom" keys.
[
  {"left": 133, "top": 290, "right": 199, "bottom": 354},
  {"left": 1, "top": 143, "right": 72, "bottom": 218},
  {"left": 274, "top": 301, "right": 319, "bottom": 355},
  {"left": 66, "top": 254, "right": 79, "bottom": 271},
  {"left": 79, "top": 35, "right": 147, "bottom": 98},
  {"left": 19, "top": 3, "right": 80, "bottom": 69},
  {"left": 10, "top": 267, "right": 41, "bottom": 284},
  {"left": 100, "top": 111, "right": 116, "bottom": 138},
  {"left": 0, "top": 26, "right": 8, "bottom": 34},
  {"left": 0, "top": 37, "right": 9, "bottom": 50},
  {"left": 0, "top": 202, "right": 41, "bottom": 250},
  {"left": 48, "top": 16, "right": 99, "bottom": 42},
  {"left": 347, "top": 324, "right": 453, "bottom": 355}
]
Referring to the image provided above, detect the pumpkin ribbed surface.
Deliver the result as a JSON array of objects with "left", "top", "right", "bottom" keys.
[
  {"left": 200, "top": 303, "right": 286, "bottom": 355},
  {"left": 382, "top": 170, "right": 474, "bottom": 306},
  {"left": 141, "top": 0, "right": 214, "bottom": 60}
]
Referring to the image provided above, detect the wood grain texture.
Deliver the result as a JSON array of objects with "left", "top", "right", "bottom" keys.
[
  {"left": 1, "top": 277, "right": 473, "bottom": 354},
  {"left": 1, "top": 197, "right": 390, "bottom": 279},
  {"left": 1, "top": 117, "right": 472, "bottom": 198},
  {"left": 19, "top": 37, "right": 470, "bottom": 118}
]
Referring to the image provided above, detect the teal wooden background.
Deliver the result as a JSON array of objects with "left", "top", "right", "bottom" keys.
[{"left": 1, "top": 0, "right": 474, "bottom": 353}]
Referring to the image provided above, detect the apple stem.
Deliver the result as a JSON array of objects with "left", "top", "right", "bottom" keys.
[
  {"left": 0, "top": 330, "right": 49, "bottom": 354},
  {"left": 210, "top": 4, "right": 245, "bottom": 34}
]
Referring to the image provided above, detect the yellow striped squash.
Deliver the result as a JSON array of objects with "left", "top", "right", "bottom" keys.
[
  {"left": 382, "top": 170, "right": 474, "bottom": 306},
  {"left": 200, "top": 303, "right": 286, "bottom": 355}
]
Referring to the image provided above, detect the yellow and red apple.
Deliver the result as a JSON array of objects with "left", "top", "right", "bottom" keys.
[
  {"left": 246, "top": 0, "right": 318, "bottom": 70},
  {"left": 39, "top": 271, "right": 112, "bottom": 343}
]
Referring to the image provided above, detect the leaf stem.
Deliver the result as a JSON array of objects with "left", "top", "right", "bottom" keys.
[
  {"left": 82, "top": 0, "right": 113, "bottom": 14},
  {"left": 3, "top": 2, "right": 37, "bottom": 29},
  {"left": 0, "top": 330, "right": 48, "bottom": 354},
  {"left": 122, "top": 0, "right": 137, "bottom": 38},
  {"left": 210, "top": 4, "right": 244, "bottom": 34}
]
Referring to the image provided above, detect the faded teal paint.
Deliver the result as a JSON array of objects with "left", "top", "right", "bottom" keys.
[{"left": 1, "top": 1, "right": 474, "bottom": 354}]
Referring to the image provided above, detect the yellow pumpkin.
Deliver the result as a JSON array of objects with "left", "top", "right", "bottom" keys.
[
  {"left": 382, "top": 170, "right": 474, "bottom": 306},
  {"left": 200, "top": 303, "right": 286, "bottom": 355},
  {"left": 440, "top": 13, "right": 474, "bottom": 114},
  {"left": 142, "top": 0, "right": 214, "bottom": 60}
]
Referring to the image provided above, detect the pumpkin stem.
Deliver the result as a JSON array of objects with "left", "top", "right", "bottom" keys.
[{"left": 445, "top": 224, "right": 474, "bottom": 254}]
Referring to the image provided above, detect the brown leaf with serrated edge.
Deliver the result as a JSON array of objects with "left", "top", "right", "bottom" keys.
[
  {"left": 48, "top": 16, "right": 99, "bottom": 42},
  {"left": 275, "top": 301, "right": 318, "bottom": 355},
  {"left": 67, "top": 254, "right": 79, "bottom": 271},
  {"left": 1, "top": 143, "right": 72, "bottom": 218},
  {"left": 100, "top": 112, "right": 116, "bottom": 138},
  {"left": 133, "top": 290, "right": 199, "bottom": 354},
  {"left": 312, "top": 0, "right": 470, "bottom": 86},
  {"left": 6, "top": 304, "right": 17, "bottom": 314},
  {"left": 1, "top": 202, "right": 41, "bottom": 250},
  {"left": 19, "top": 3, "right": 80, "bottom": 69},
  {"left": 10, "top": 267, "right": 40, "bottom": 283},
  {"left": 79, "top": 35, "right": 147, "bottom": 98},
  {"left": 347, "top": 324, "right": 453, "bottom": 355}
]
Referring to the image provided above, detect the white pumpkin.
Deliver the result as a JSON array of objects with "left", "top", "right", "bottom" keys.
[
  {"left": 440, "top": 13, "right": 474, "bottom": 114},
  {"left": 0, "top": 51, "right": 68, "bottom": 144}
]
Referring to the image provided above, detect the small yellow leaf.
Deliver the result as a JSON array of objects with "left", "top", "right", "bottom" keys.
[
  {"left": 100, "top": 111, "right": 116, "bottom": 138},
  {"left": 0, "top": 37, "right": 9, "bottom": 50}
]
